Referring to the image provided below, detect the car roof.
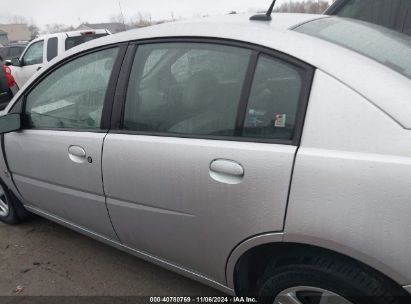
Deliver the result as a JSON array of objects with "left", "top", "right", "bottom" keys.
[{"left": 11, "top": 13, "right": 411, "bottom": 129}]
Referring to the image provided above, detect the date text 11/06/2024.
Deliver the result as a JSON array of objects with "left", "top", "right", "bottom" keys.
[{"left": 150, "top": 297, "right": 258, "bottom": 303}]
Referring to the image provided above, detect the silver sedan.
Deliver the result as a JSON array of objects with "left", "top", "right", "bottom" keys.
[{"left": 0, "top": 11, "right": 410, "bottom": 304}]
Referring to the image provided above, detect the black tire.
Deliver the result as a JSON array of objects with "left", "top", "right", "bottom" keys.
[
  {"left": 257, "top": 251, "right": 410, "bottom": 304},
  {"left": 0, "top": 180, "right": 30, "bottom": 225}
]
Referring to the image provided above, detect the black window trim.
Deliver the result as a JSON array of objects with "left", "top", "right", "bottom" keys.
[
  {"left": 110, "top": 37, "right": 315, "bottom": 146},
  {"left": 13, "top": 43, "right": 128, "bottom": 133}
]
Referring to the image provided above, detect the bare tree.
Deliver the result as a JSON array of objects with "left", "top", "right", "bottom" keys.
[
  {"left": 110, "top": 14, "right": 125, "bottom": 24},
  {"left": 28, "top": 24, "right": 40, "bottom": 40},
  {"left": 9, "top": 15, "right": 27, "bottom": 24},
  {"left": 44, "top": 24, "right": 74, "bottom": 34},
  {"left": 274, "top": 0, "right": 330, "bottom": 14},
  {"left": 129, "top": 12, "right": 154, "bottom": 28}
]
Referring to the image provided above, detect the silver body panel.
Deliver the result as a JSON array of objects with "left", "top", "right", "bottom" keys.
[
  {"left": 5, "top": 130, "right": 118, "bottom": 239},
  {"left": 285, "top": 71, "right": 411, "bottom": 285},
  {"left": 24, "top": 204, "right": 234, "bottom": 295},
  {"left": 103, "top": 134, "right": 296, "bottom": 284}
]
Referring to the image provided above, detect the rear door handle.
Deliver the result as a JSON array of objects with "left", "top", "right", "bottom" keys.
[
  {"left": 209, "top": 159, "right": 244, "bottom": 185},
  {"left": 68, "top": 145, "right": 87, "bottom": 163}
]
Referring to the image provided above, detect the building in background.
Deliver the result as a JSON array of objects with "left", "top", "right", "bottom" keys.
[{"left": 0, "top": 24, "right": 31, "bottom": 44}]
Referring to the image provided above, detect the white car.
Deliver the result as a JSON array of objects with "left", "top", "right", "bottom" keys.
[{"left": 10, "top": 30, "right": 110, "bottom": 89}]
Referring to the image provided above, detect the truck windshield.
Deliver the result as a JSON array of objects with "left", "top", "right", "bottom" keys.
[
  {"left": 294, "top": 17, "right": 411, "bottom": 80},
  {"left": 65, "top": 34, "right": 108, "bottom": 51}
]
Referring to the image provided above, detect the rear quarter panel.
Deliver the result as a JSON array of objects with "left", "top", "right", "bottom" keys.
[{"left": 285, "top": 70, "right": 411, "bottom": 285}]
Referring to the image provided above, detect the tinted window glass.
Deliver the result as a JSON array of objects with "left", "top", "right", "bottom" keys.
[
  {"left": 10, "top": 47, "right": 23, "bottom": 57},
  {"left": 295, "top": 18, "right": 411, "bottom": 79},
  {"left": 22, "top": 40, "right": 44, "bottom": 66},
  {"left": 47, "top": 37, "right": 58, "bottom": 61},
  {"left": 244, "top": 55, "right": 303, "bottom": 140},
  {"left": 25, "top": 48, "right": 118, "bottom": 130},
  {"left": 405, "top": 7, "right": 411, "bottom": 35},
  {"left": 65, "top": 34, "right": 108, "bottom": 51},
  {"left": 336, "top": 0, "right": 406, "bottom": 32},
  {"left": 0, "top": 48, "right": 7, "bottom": 60},
  {"left": 124, "top": 43, "right": 251, "bottom": 137}
]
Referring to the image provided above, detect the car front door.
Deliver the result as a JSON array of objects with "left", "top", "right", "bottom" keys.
[
  {"left": 13, "top": 40, "right": 44, "bottom": 88},
  {"left": 102, "top": 41, "right": 313, "bottom": 283},
  {"left": 5, "top": 46, "right": 123, "bottom": 239}
]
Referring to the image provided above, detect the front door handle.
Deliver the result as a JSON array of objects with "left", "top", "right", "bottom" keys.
[
  {"left": 209, "top": 159, "right": 244, "bottom": 185},
  {"left": 68, "top": 145, "right": 87, "bottom": 163}
]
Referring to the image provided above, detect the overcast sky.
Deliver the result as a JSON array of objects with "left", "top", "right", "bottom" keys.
[{"left": 0, "top": 0, "right": 328, "bottom": 29}]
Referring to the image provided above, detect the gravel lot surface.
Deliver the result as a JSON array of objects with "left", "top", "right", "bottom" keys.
[{"left": 0, "top": 216, "right": 223, "bottom": 298}]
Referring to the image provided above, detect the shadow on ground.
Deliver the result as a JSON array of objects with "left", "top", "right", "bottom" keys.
[{"left": 0, "top": 217, "right": 224, "bottom": 296}]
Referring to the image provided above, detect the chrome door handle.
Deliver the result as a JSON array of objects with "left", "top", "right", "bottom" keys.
[
  {"left": 209, "top": 159, "right": 244, "bottom": 185},
  {"left": 68, "top": 145, "right": 87, "bottom": 163}
]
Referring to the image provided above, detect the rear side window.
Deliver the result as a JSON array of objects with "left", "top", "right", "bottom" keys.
[
  {"left": 10, "top": 47, "right": 21, "bottom": 58},
  {"left": 65, "top": 34, "right": 108, "bottom": 51},
  {"left": 0, "top": 48, "right": 7, "bottom": 60},
  {"left": 47, "top": 37, "right": 58, "bottom": 61},
  {"left": 295, "top": 18, "right": 411, "bottom": 79},
  {"left": 22, "top": 40, "right": 44, "bottom": 66},
  {"left": 404, "top": 8, "right": 411, "bottom": 35},
  {"left": 335, "top": 0, "right": 408, "bottom": 32},
  {"left": 25, "top": 47, "right": 119, "bottom": 130},
  {"left": 123, "top": 42, "right": 307, "bottom": 141}
]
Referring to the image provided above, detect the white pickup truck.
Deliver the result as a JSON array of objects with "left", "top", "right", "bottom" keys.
[{"left": 10, "top": 29, "right": 110, "bottom": 89}]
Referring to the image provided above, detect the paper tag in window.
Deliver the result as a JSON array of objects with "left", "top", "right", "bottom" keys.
[{"left": 274, "top": 114, "right": 286, "bottom": 128}]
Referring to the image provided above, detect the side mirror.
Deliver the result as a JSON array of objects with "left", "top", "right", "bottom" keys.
[
  {"left": 11, "top": 57, "right": 22, "bottom": 67},
  {"left": 0, "top": 114, "right": 21, "bottom": 134}
]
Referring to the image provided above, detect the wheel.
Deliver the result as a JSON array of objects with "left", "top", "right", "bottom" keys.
[
  {"left": 0, "top": 181, "right": 30, "bottom": 225},
  {"left": 257, "top": 253, "right": 409, "bottom": 304}
]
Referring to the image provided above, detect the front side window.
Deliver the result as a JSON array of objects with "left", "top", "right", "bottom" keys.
[
  {"left": 22, "top": 40, "right": 44, "bottom": 66},
  {"left": 25, "top": 47, "right": 119, "bottom": 130},
  {"left": 124, "top": 43, "right": 251, "bottom": 137}
]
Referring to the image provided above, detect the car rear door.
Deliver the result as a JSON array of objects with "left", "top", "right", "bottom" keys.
[
  {"left": 5, "top": 45, "right": 125, "bottom": 239},
  {"left": 102, "top": 40, "right": 314, "bottom": 283}
]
